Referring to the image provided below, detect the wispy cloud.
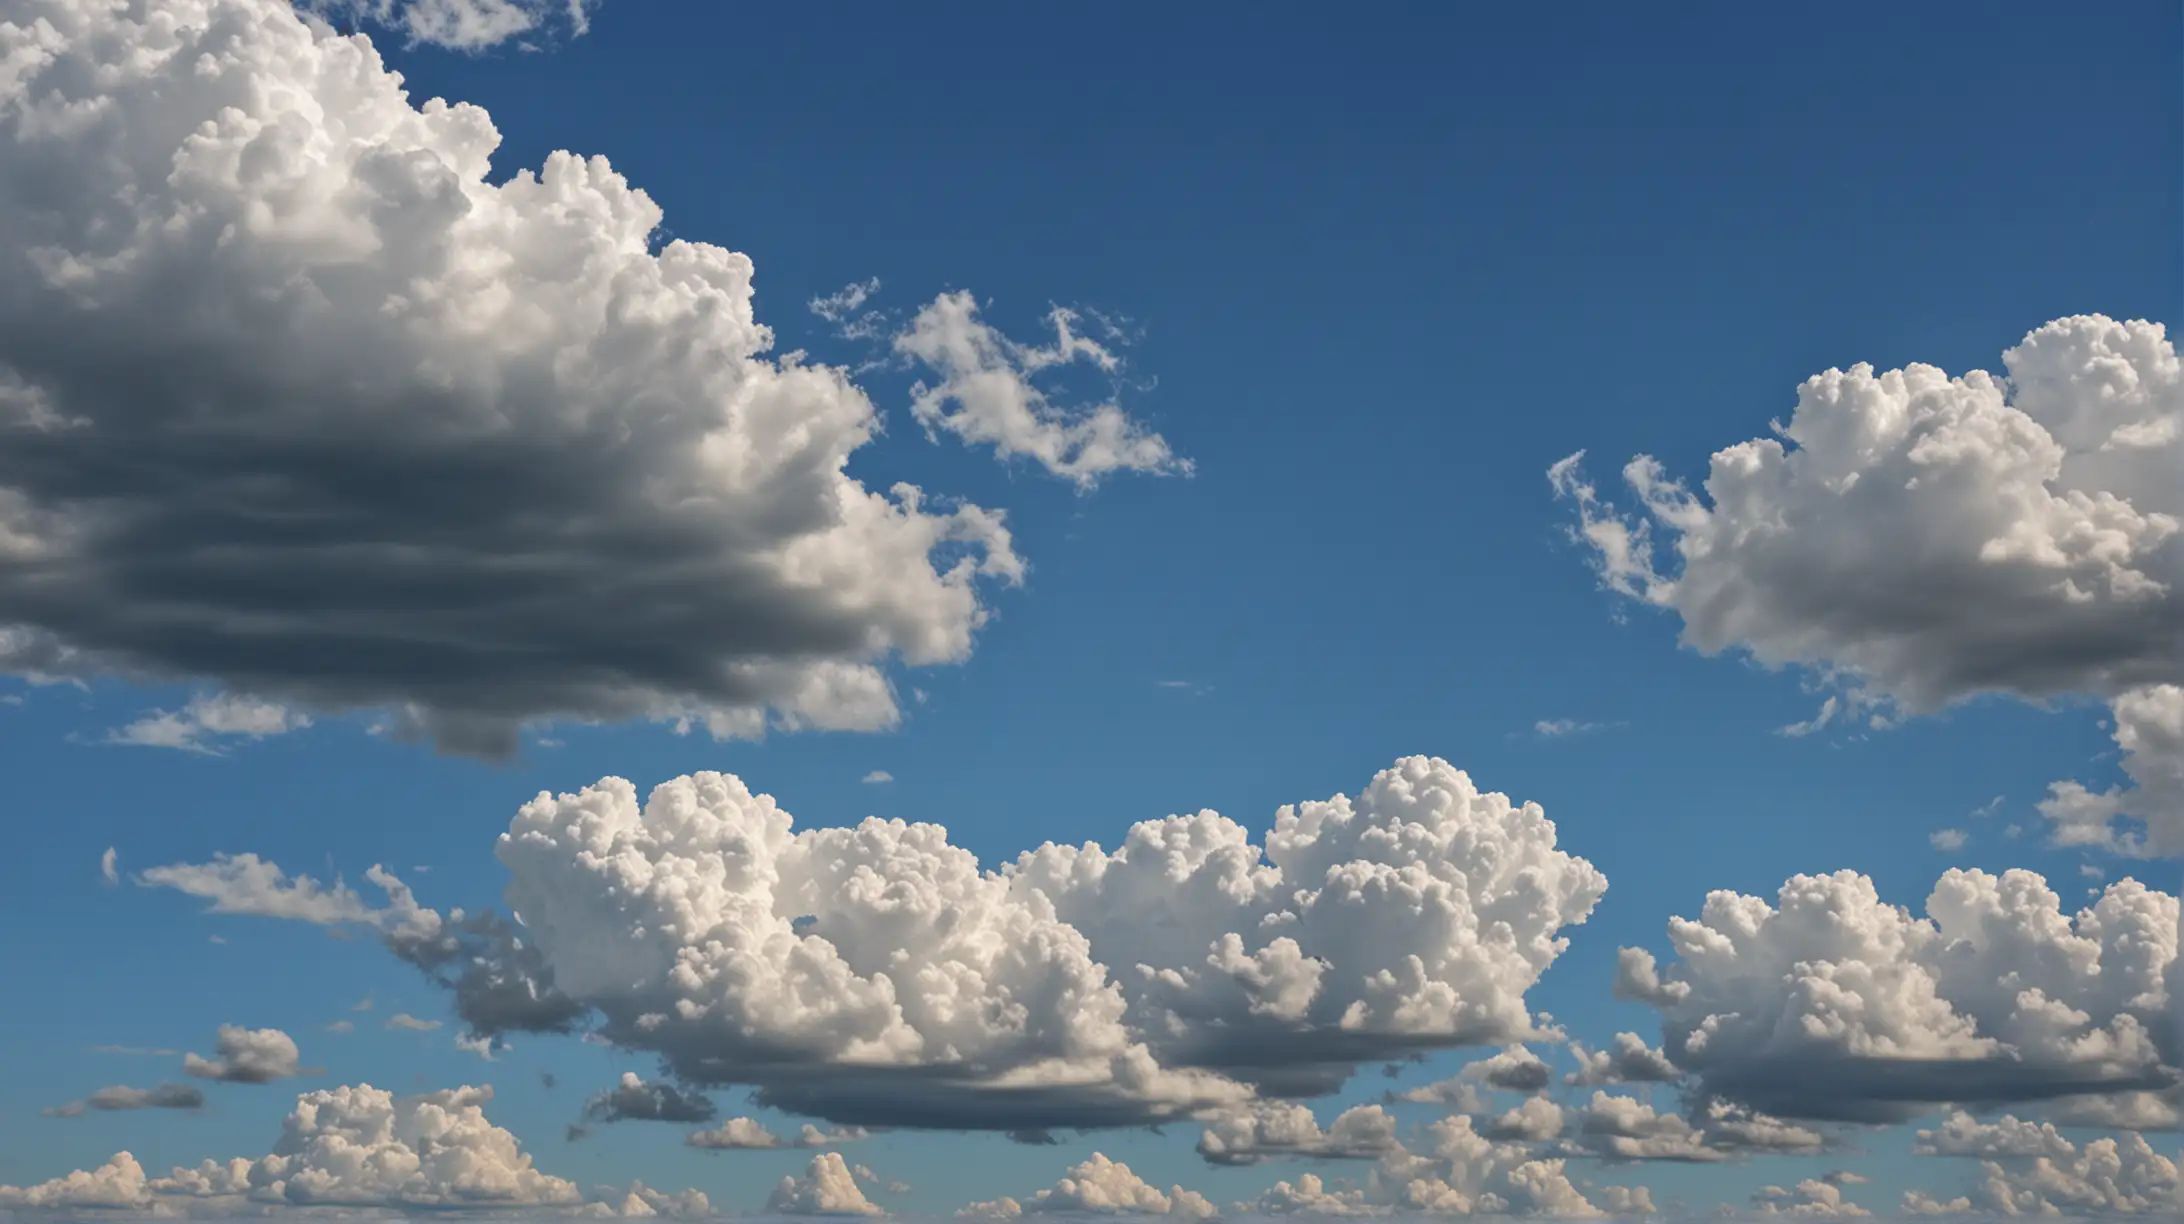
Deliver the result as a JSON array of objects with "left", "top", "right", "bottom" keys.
[
  {"left": 1533, "top": 717, "right": 1621, "bottom": 739},
  {"left": 104, "top": 692, "right": 311, "bottom": 756},
  {"left": 861, "top": 770, "right": 894, "bottom": 785},
  {"left": 99, "top": 846, "right": 118, "bottom": 885},
  {"left": 385, "top": 1013, "right": 442, "bottom": 1032}
]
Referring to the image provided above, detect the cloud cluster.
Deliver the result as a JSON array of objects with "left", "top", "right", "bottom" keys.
[
  {"left": 1563, "top": 1032, "right": 1678, "bottom": 1087},
  {"left": 1914, "top": 1110, "right": 2184, "bottom": 1216},
  {"left": 1749, "top": 1178, "right": 1870, "bottom": 1218},
  {"left": 337, "top": 755, "right": 1599, "bottom": 1131},
  {"left": 961, "top": 1154, "right": 1216, "bottom": 1219},
  {"left": 1195, "top": 1103, "right": 1403, "bottom": 1165},
  {"left": 0, "top": 0, "right": 1023, "bottom": 757},
  {"left": 1552, "top": 315, "right": 2184, "bottom": 853},
  {"left": 1, "top": 1081, "right": 705, "bottom": 1215},
  {"left": 896, "top": 292, "right": 1188, "bottom": 489},
  {"left": 1618, "top": 867, "right": 2177, "bottom": 1121}
]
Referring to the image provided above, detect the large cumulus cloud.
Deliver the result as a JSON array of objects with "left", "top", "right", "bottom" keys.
[
  {"left": 1551, "top": 314, "right": 2183, "bottom": 854},
  {"left": 1618, "top": 866, "right": 2177, "bottom": 1121},
  {"left": 1912, "top": 1110, "right": 2184, "bottom": 1216},
  {"left": 0, "top": 0, "right": 1025, "bottom": 757},
  {"left": 143, "top": 755, "right": 1607, "bottom": 1133}
]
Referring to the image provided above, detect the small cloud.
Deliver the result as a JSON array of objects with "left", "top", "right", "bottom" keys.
[
  {"left": 1156, "top": 679, "right": 1193, "bottom": 689},
  {"left": 2004, "top": 823, "right": 2025, "bottom": 840},
  {"left": 88, "top": 1045, "right": 179, "bottom": 1057},
  {"left": 1777, "top": 695, "right": 1840, "bottom": 739},
  {"left": 326, "top": 1020, "right": 354, "bottom": 1034},
  {"left": 43, "top": 1083, "right": 204, "bottom": 1116},
  {"left": 385, "top": 1013, "right": 442, "bottom": 1032},
  {"left": 810, "top": 277, "right": 888, "bottom": 342},
  {"left": 104, "top": 692, "right": 310, "bottom": 756},
  {"left": 861, "top": 770, "right": 894, "bottom": 785},
  {"left": 208, "top": 934, "right": 227, "bottom": 944},
  {"left": 2080, "top": 863, "right": 2106, "bottom": 880},
  {"left": 1970, "top": 795, "right": 2005, "bottom": 818},
  {"left": 100, "top": 846, "right": 118, "bottom": 886},
  {"left": 456, "top": 1033, "right": 501, "bottom": 1060},
  {"left": 1155, "top": 679, "right": 1213, "bottom": 697},
  {"left": 1534, "top": 718, "right": 1622, "bottom": 739},
  {"left": 352, "top": 993, "right": 375, "bottom": 1013},
  {"left": 1929, "top": 828, "right": 1969, "bottom": 852}
]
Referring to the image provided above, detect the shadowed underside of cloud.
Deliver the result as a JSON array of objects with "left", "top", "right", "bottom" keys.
[
  {"left": 0, "top": 0, "right": 1029, "bottom": 758},
  {"left": 140, "top": 755, "right": 1608, "bottom": 1134},
  {"left": 1551, "top": 314, "right": 2182, "bottom": 855},
  {"left": 1616, "top": 866, "right": 2178, "bottom": 1122}
]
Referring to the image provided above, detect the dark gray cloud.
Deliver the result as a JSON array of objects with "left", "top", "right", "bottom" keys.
[
  {"left": 0, "top": 0, "right": 1022, "bottom": 758},
  {"left": 579, "top": 1074, "right": 717, "bottom": 1128},
  {"left": 43, "top": 1083, "right": 205, "bottom": 1116}
]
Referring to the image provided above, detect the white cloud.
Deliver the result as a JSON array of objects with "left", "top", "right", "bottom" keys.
[
  {"left": 1913, "top": 1111, "right": 2076, "bottom": 1160},
  {"left": 896, "top": 292, "right": 1189, "bottom": 488},
  {"left": 1551, "top": 315, "right": 2183, "bottom": 854},
  {"left": 99, "top": 846, "right": 117, "bottom": 885},
  {"left": 1558, "top": 1092, "right": 1823, "bottom": 1163},
  {"left": 385, "top": 1013, "right": 442, "bottom": 1032},
  {"left": 686, "top": 1118, "right": 867, "bottom": 1150},
  {"left": 1928, "top": 828, "right": 1969, "bottom": 852},
  {"left": 1230, "top": 1172, "right": 1375, "bottom": 1216},
  {"left": 1533, "top": 719, "right": 1615, "bottom": 739},
  {"left": 1196, "top": 1102, "right": 1402, "bottom": 1165},
  {"left": 767, "top": 1152, "right": 883, "bottom": 1217},
  {"left": 302, "top": 0, "right": 596, "bottom": 51},
  {"left": 962, "top": 1154, "right": 1215, "bottom": 1219},
  {"left": 106, "top": 693, "right": 311, "bottom": 755},
  {"left": 861, "top": 770, "right": 894, "bottom": 785},
  {"left": 0, "top": 1153, "right": 154, "bottom": 1210},
  {"left": 811, "top": 278, "right": 888, "bottom": 342},
  {"left": 1619, "top": 867, "right": 2176, "bottom": 1121},
  {"left": 0, "top": 0, "right": 1024, "bottom": 759},
  {"left": 1564, "top": 1031, "right": 1679, "bottom": 1086},
  {"left": 182, "top": 1026, "right": 307, "bottom": 1084},
  {"left": 326, "top": 1021, "right": 354, "bottom": 1034}
]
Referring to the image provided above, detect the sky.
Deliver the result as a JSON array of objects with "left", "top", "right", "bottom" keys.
[{"left": 0, "top": 0, "right": 2179, "bottom": 1221}]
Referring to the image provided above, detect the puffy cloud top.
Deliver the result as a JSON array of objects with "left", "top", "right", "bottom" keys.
[
  {"left": 464, "top": 755, "right": 1603, "bottom": 1130},
  {"left": 183, "top": 1025, "right": 306, "bottom": 1084},
  {"left": 962, "top": 1154, "right": 1215, "bottom": 1219},
  {"left": 1622, "top": 867, "right": 2177, "bottom": 1120},
  {"left": 0, "top": 0, "right": 1022, "bottom": 756},
  {"left": 1552, "top": 315, "right": 2184, "bottom": 851},
  {"left": 767, "top": 1152, "right": 883, "bottom": 1217}
]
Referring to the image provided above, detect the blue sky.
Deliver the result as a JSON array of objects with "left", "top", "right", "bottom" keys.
[{"left": 1, "top": 1, "right": 2180, "bottom": 1220}]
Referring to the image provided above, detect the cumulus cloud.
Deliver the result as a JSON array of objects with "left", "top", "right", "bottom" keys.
[
  {"left": 0, "top": 0, "right": 1024, "bottom": 758},
  {"left": 1195, "top": 1103, "right": 1403, "bottom": 1165},
  {"left": 896, "top": 292, "right": 1188, "bottom": 488},
  {"left": 861, "top": 770, "right": 893, "bottom": 785},
  {"left": 1914, "top": 1110, "right": 2184, "bottom": 1216},
  {"left": 686, "top": 1118, "right": 867, "bottom": 1150},
  {"left": 2, "top": 1081, "right": 706, "bottom": 1214},
  {"left": 1564, "top": 1032, "right": 1679, "bottom": 1086},
  {"left": 1551, "top": 315, "right": 2184, "bottom": 854},
  {"left": 106, "top": 693, "right": 311, "bottom": 755},
  {"left": 1392, "top": 1046, "right": 1555, "bottom": 1109},
  {"left": 370, "top": 755, "right": 1599, "bottom": 1132},
  {"left": 579, "top": 1073, "right": 716, "bottom": 1127},
  {"left": 1619, "top": 867, "right": 2178, "bottom": 1121},
  {"left": 767, "top": 1152, "right": 883, "bottom": 1217},
  {"left": 1557, "top": 1092, "right": 1824, "bottom": 1163},
  {"left": 42, "top": 1083, "right": 205, "bottom": 1117},
  {"left": 962, "top": 1154, "right": 1215, "bottom": 1219},
  {"left": 182, "top": 1026, "right": 308, "bottom": 1084}
]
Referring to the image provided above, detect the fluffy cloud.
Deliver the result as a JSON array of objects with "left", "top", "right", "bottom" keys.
[
  {"left": 107, "top": 693, "right": 311, "bottom": 755},
  {"left": 686, "top": 1118, "right": 867, "bottom": 1150},
  {"left": 1564, "top": 1032, "right": 1678, "bottom": 1086},
  {"left": 961, "top": 1154, "right": 1215, "bottom": 1219},
  {"left": 1195, "top": 1103, "right": 1403, "bottom": 1165},
  {"left": 1, "top": 1081, "right": 707, "bottom": 1215},
  {"left": 767, "top": 1152, "right": 883, "bottom": 1217},
  {"left": 580, "top": 1073, "right": 716, "bottom": 1127},
  {"left": 1551, "top": 315, "right": 2183, "bottom": 852},
  {"left": 42, "top": 1083, "right": 205, "bottom": 1117},
  {"left": 181, "top": 1025, "right": 307, "bottom": 1084},
  {"left": 1231, "top": 1172, "right": 1375, "bottom": 1216},
  {"left": 183, "top": 755, "right": 1597, "bottom": 1134},
  {"left": 0, "top": 0, "right": 1023, "bottom": 758},
  {"left": 896, "top": 292, "right": 1188, "bottom": 488},
  {"left": 1915, "top": 1111, "right": 2184, "bottom": 1216},
  {"left": 1618, "top": 867, "right": 2177, "bottom": 1121}
]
